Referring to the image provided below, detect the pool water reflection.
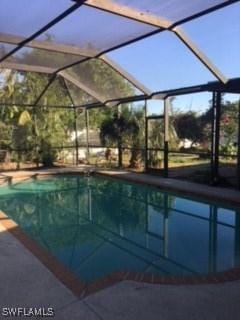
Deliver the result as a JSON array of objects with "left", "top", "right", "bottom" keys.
[{"left": 0, "top": 175, "right": 239, "bottom": 282}]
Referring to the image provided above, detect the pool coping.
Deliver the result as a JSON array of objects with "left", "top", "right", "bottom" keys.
[{"left": 1, "top": 168, "right": 240, "bottom": 298}]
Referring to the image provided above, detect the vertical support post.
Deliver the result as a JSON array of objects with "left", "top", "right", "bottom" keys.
[
  {"left": 85, "top": 108, "right": 90, "bottom": 163},
  {"left": 208, "top": 205, "right": 217, "bottom": 273},
  {"left": 235, "top": 210, "right": 240, "bottom": 265},
  {"left": 144, "top": 187, "right": 149, "bottom": 249},
  {"left": 210, "top": 94, "right": 215, "bottom": 183},
  {"left": 62, "top": 143, "right": 65, "bottom": 164},
  {"left": 237, "top": 99, "right": 240, "bottom": 189},
  {"left": 77, "top": 177, "right": 81, "bottom": 222},
  {"left": 74, "top": 107, "right": 79, "bottom": 166},
  {"left": 117, "top": 104, "right": 122, "bottom": 168},
  {"left": 33, "top": 107, "right": 39, "bottom": 168},
  {"left": 211, "top": 91, "right": 221, "bottom": 185},
  {"left": 88, "top": 188, "right": 92, "bottom": 221},
  {"left": 164, "top": 98, "right": 169, "bottom": 178},
  {"left": 215, "top": 92, "right": 221, "bottom": 183},
  {"left": 144, "top": 100, "right": 148, "bottom": 172},
  {"left": 17, "top": 150, "right": 20, "bottom": 170},
  {"left": 163, "top": 193, "right": 169, "bottom": 257}
]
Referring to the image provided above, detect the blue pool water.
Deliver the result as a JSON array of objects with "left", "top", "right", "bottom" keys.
[{"left": 0, "top": 175, "right": 239, "bottom": 282}]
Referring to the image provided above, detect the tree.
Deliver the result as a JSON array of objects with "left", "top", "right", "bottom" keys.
[
  {"left": 0, "top": 68, "right": 75, "bottom": 166},
  {"left": 220, "top": 101, "right": 238, "bottom": 145},
  {"left": 174, "top": 112, "right": 203, "bottom": 146},
  {"left": 0, "top": 41, "right": 136, "bottom": 167},
  {"left": 100, "top": 105, "right": 145, "bottom": 168},
  {"left": 128, "top": 109, "right": 145, "bottom": 168}
]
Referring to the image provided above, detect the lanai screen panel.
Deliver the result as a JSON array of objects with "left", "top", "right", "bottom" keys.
[
  {"left": 0, "top": 68, "right": 50, "bottom": 105},
  {"left": 181, "top": 1, "right": 240, "bottom": 79},
  {"left": 3, "top": 47, "right": 85, "bottom": 72},
  {"left": 109, "top": 31, "right": 216, "bottom": 92},
  {"left": 0, "top": 0, "right": 238, "bottom": 105},
  {"left": 37, "top": 77, "right": 73, "bottom": 107},
  {"left": 64, "top": 58, "right": 143, "bottom": 101},
  {"left": 35, "top": 6, "right": 158, "bottom": 52},
  {"left": 0, "top": 43, "right": 17, "bottom": 60},
  {"left": 0, "top": 0, "right": 73, "bottom": 39},
  {"left": 112, "top": 0, "right": 229, "bottom": 24},
  {"left": 65, "top": 80, "right": 99, "bottom": 106}
]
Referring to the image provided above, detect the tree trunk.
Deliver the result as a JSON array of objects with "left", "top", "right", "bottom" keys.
[{"left": 129, "top": 148, "right": 142, "bottom": 168}]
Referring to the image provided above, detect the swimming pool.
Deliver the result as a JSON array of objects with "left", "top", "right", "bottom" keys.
[{"left": 0, "top": 175, "right": 239, "bottom": 284}]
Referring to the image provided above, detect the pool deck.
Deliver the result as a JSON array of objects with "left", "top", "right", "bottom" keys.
[{"left": 1, "top": 166, "right": 240, "bottom": 319}]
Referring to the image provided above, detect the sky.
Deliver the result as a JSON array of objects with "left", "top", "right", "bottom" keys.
[
  {"left": 108, "top": 2, "right": 240, "bottom": 113},
  {"left": 0, "top": 1, "right": 240, "bottom": 113}
]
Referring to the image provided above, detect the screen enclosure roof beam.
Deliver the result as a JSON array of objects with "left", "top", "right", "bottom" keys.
[
  {"left": 84, "top": 0, "right": 171, "bottom": 28},
  {"left": 0, "top": 32, "right": 97, "bottom": 57},
  {"left": 0, "top": 33, "right": 150, "bottom": 95},
  {"left": 99, "top": 55, "right": 151, "bottom": 95},
  {"left": 59, "top": 71, "right": 106, "bottom": 103},
  {"left": 0, "top": 62, "right": 56, "bottom": 74},
  {"left": 62, "top": 0, "right": 236, "bottom": 85},
  {"left": 172, "top": 27, "right": 228, "bottom": 84},
  {"left": 0, "top": 1, "right": 87, "bottom": 63}
]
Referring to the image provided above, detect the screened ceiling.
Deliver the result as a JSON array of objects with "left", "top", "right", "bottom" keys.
[{"left": 0, "top": 0, "right": 239, "bottom": 108}]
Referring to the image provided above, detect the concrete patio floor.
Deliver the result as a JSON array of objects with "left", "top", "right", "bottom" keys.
[{"left": 1, "top": 223, "right": 240, "bottom": 320}]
